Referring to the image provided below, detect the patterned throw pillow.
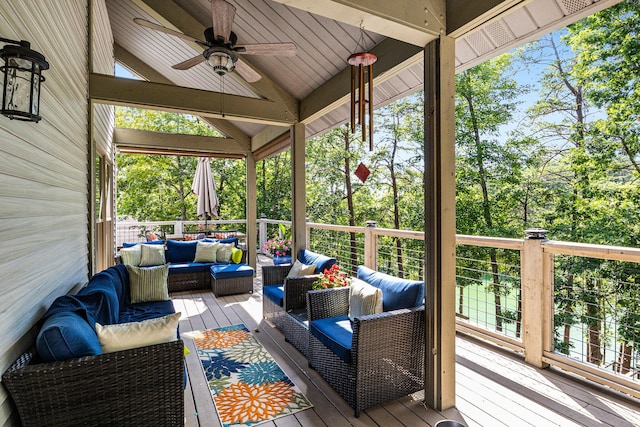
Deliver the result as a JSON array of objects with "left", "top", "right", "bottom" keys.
[
  {"left": 286, "top": 259, "right": 315, "bottom": 278},
  {"left": 216, "top": 243, "right": 233, "bottom": 263},
  {"left": 139, "top": 243, "right": 166, "bottom": 266},
  {"left": 348, "top": 277, "right": 383, "bottom": 322},
  {"left": 194, "top": 241, "right": 219, "bottom": 262},
  {"left": 126, "top": 264, "right": 169, "bottom": 303},
  {"left": 95, "top": 312, "right": 181, "bottom": 353}
]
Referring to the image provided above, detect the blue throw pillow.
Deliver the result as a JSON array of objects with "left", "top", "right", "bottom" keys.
[
  {"left": 166, "top": 239, "right": 198, "bottom": 263},
  {"left": 357, "top": 266, "right": 424, "bottom": 311},
  {"left": 299, "top": 249, "right": 336, "bottom": 274},
  {"left": 37, "top": 311, "right": 102, "bottom": 362},
  {"left": 203, "top": 237, "right": 239, "bottom": 247}
]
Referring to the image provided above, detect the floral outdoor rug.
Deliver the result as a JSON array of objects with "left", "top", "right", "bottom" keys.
[{"left": 187, "top": 324, "right": 312, "bottom": 426}]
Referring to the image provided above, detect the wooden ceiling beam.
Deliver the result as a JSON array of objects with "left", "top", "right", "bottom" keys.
[
  {"left": 132, "top": 0, "right": 298, "bottom": 116},
  {"left": 114, "top": 44, "right": 251, "bottom": 148},
  {"left": 90, "top": 73, "right": 296, "bottom": 126},
  {"left": 271, "top": 0, "right": 443, "bottom": 47},
  {"left": 300, "top": 38, "right": 423, "bottom": 124},
  {"left": 114, "top": 128, "right": 248, "bottom": 156}
]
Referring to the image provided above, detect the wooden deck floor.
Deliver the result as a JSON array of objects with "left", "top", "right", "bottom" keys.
[{"left": 174, "top": 255, "right": 640, "bottom": 427}]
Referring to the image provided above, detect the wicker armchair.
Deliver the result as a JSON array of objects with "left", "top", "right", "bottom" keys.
[
  {"left": 261, "top": 249, "right": 336, "bottom": 333},
  {"left": 306, "top": 287, "right": 425, "bottom": 417},
  {"left": 2, "top": 340, "right": 185, "bottom": 426},
  {"left": 261, "top": 263, "right": 318, "bottom": 331}
]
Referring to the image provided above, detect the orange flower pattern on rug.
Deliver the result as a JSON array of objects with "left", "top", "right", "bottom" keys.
[
  {"left": 191, "top": 324, "right": 312, "bottom": 427},
  {"left": 215, "top": 381, "right": 294, "bottom": 424},
  {"left": 192, "top": 328, "right": 249, "bottom": 350}
]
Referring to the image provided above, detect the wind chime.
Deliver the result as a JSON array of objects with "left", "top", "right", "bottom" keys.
[{"left": 348, "top": 27, "right": 377, "bottom": 151}]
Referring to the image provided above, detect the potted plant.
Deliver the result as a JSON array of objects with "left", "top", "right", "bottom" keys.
[
  {"left": 263, "top": 237, "right": 292, "bottom": 265},
  {"left": 312, "top": 264, "right": 351, "bottom": 289}
]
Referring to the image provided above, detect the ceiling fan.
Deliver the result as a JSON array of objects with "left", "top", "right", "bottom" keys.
[{"left": 134, "top": 0, "right": 297, "bottom": 83}]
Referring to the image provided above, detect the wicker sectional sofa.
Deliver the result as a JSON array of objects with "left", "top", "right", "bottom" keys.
[
  {"left": 2, "top": 264, "right": 184, "bottom": 426},
  {"left": 120, "top": 238, "right": 254, "bottom": 294}
]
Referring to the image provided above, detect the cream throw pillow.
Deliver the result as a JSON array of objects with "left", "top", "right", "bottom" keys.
[
  {"left": 126, "top": 264, "right": 169, "bottom": 303},
  {"left": 95, "top": 312, "right": 181, "bottom": 353},
  {"left": 139, "top": 243, "right": 166, "bottom": 266},
  {"left": 287, "top": 259, "right": 316, "bottom": 278},
  {"left": 348, "top": 277, "right": 383, "bottom": 322},
  {"left": 120, "top": 245, "right": 141, "bottom": 266},
  {"left": 216, "top": 243, "right": 233, "bottom": 263},
  {"left": 194, "top": 241, "right": 219, "bottom": 262}
]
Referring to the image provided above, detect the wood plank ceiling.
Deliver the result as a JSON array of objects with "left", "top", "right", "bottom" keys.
[{"left": 104, "top": 0, "right": 622, "bottom": 153}]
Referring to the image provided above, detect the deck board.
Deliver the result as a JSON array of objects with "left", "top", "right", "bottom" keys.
[{"left": 174, "top": 255, "right": 640, "bottom": 427}]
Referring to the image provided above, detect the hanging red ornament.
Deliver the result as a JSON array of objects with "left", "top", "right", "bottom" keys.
[{"left": 355, "top": 162, "right": 370, "bottom": 183}]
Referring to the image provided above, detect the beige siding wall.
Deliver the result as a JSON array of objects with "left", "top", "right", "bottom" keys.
[
  {"left": 92, "top": 0, "right": 114, "bottom": 158},
  {"left": 0, "top": 1, "right": 92, "bottom": 425}
]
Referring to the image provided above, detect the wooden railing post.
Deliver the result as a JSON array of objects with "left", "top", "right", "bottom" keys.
[
  {"left": 522, "top": 228, "right": 550, "bottom": 368},
  {"left": 174, "top": 220, "right": 183, "bottom": 238},
  {"left": 364, "top": 220, "right": 377, "bottom": 270},
  {"left": 258, "top": 217, "right": 267, "bottom": 254}
]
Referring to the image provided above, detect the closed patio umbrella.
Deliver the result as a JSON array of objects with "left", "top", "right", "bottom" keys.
[{"left": 191, "top": 157, "right": 219, "bottom": 227}]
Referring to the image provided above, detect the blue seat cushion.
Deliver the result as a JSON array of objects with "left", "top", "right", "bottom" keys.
[
  {"left": 168, "top": 262, "right": 213, "bottom": 274},
  {"left": 299, "top": 249, "right": 336, "bottom": 274},
  {"left": 210, "top": 263, "right": 254, "bottom": 279},
  {"left": 36, "top": 311, "right": 102, "bottom": 362},
  {"left": 357, "top": 266, "right": 424, "bottom": 311},
  {"left": 166, "top": 240, "right": 198, "bottom": 263},
  {"left": 118, "top": 300, "right": 176, "bottom": 324},
  {"left": 263, "top": 284, "right": 284, "bottom": 307},
  {"left": 310, "top": 315, "right": 352, "bottom": 363}
]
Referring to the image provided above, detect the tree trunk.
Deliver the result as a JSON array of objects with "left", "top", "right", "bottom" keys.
[
  {"left": 343, "top": 127, "right": 358, "bottom": 276},
  {"left": 586, "top": 278, "right": 603, "bottom": 365},
  {"left": 490, "top": 248, "right": 503, "bottom": 332},
  {"left": 390, "top": 130, "right": 404, "bottom": 277},
  {"left": 615, "top": 342, "right": 632, "bottom": 374},
  {"left": 563, "top": 274, "right": 575, "bottom": 353}
]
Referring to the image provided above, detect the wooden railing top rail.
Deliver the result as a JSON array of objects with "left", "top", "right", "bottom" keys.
[
  {"left": 306, "top": 222, "right": 367, "bottom": 233},
  {"left": 542, "top": 240, "right": 640, "bottom": 263},
  {"left": 455, "top": 234, "right": 524, "bottom": 250}
]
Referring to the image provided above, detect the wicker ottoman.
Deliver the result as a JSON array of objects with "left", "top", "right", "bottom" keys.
[{"left": 210, "top": 264, "right": 254, "bottom": 296}]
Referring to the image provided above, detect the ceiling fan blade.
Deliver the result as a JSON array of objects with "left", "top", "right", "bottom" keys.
[
  {"left": 134, "top": 18, "right": 202, "bottom": 44},
  {"left": 212, "top": 0, "right": 236, "bottom": 44},
  {"left": 237, "top": 43, "right": 297, "bottom": 56},
  {"left": 234, "top": 58, "right": 262, "bottom": 83},
  {"left": 172, "top": 55, "right": 206, "bottom": 70}
]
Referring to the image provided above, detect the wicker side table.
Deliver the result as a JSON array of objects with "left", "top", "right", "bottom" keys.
[{"left": 210, "top": 264, "right": 254, "bottom": 296}]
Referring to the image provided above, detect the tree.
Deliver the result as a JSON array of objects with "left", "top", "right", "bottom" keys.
[
  {"left": 115, "top": 108, "right": 246, "bottom": 222},
  {"left": 456, "top": 53, "right": 532, "bottom": 333}
]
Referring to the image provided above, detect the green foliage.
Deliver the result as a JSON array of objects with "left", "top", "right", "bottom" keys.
[{"left": 115, "top": 107, "right": 245, "bottom": 221}]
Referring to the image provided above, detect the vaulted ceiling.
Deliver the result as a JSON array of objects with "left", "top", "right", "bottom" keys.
[{"left": 98, "top": 0, "right": 621, "bottom": 158}]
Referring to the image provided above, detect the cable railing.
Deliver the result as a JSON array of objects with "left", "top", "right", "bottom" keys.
[{"left": 115, "top": 218, "right": 640, "bottom": 398}]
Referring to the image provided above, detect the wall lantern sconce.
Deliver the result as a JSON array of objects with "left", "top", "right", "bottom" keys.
[{"left": 0, "top": 37, "right": 49, "bottom": 122}]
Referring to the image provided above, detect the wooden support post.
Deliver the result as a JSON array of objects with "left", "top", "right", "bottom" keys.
[
  {"left": 423, "top": 35, "right": 456, "bottom": 411},
  {"left": 291, "top": 123, "right": 307, "bottom": 256},
  {"left": 245, "top": 153, "right": 257, "bottom": 269},
  {"left": 522, "top": 228, "right": 550, "bottom": 368}
]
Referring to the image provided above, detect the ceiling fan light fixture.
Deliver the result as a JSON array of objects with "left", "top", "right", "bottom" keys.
[{"left": 205, "top": 49, "right": 236, "bottom": 76}]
